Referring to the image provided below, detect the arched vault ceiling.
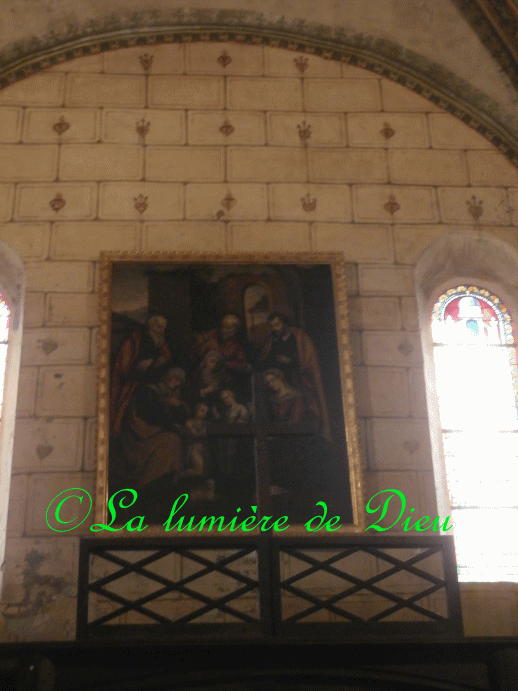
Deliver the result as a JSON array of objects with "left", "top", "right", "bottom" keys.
[{"left": 1, "top": 1, "right": 518, "bottom": 162}]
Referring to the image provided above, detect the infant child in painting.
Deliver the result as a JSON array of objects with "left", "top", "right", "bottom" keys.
[
  {"left": 220, "top": 388, "right": 250, "bottom": 424},
  {"left": 186, "top": 401, "right": 210, "bottom": 475}
]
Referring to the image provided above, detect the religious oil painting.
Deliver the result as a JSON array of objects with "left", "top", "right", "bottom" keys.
[{"left": 96, "top": 253, "right": 363, "bottom": 531}]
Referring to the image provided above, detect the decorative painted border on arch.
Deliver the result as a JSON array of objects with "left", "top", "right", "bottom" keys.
[{"left": 0, "top": 13, "right": 517, "bottom": 165}]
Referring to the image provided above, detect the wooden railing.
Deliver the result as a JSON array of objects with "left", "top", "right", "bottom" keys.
[{"left": 76, "top": 534, "right": 463, "bottom": 641}]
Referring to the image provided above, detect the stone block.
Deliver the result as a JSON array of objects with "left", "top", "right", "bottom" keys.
[
  {"left": 354, "top": 366, "right": 410, "bottom": 417},
  {"left": 304, "top": 79, "right": 381, "bottom": 112},
  {"left": 358, "top": 266, "right": 415, "bottom": 296},
  {"left": 343, "top": 263, "right": 359, "bottom": 295},
  {"left": 185, "top": 184, "right": 267, "bottom": 220},
  {"left": 45, "top": 293, "right": 98, "bottom": 326},
  {"left": 264, "top": 48, "right": 341, "bottom": 77},
  {"left": 186, "top": 42, "right": 263, "bottom": 75},
  {"left": 438, "top": 187, "right": 510, "bottom": 225},
  {"left": 270, "top": 185, "right": 351, "bottom": 222},
  {"left": 23, "top": 108, "right": 100, "bottom": 143},
  {"left": 65, "top": 74, "right": 145, "bottom": 107},
  {"left": 362, "top": 331, "right": 422, "bottom": 366},
  {"left": 313, "top": 223, "right": 393, "bottom": 262},
  {"left": 102, "top": 109, "right": 185, "bottom": 144},
  {"left": 418, "top": 472, "right": 438, "bottom": 516},
  {"left": 349, "top": 330, "right": 363, "bottom": 365},
  {"left": 428, "top": 114, "right": 493, "bottom": 149},
  {"left": 104, "top": 44, "right": 184, "bottom": 74},
  {"left": 21, "top": 327, "right": 90, "bottom": 366},
  {"left": 90, "top": 327, "right": 98, "bottom": 365},
  {"left": 15, "top": 183, "right": 97, "bottom": 221},
  {"left": 226, "top": 77, "right": 303, "bottom": 111},
  {"left": 381, "top": 80, "right": 443, "bottom": 112},
  {"left": 467, "top": 150, "right": 518, "bottom": 186},
  {"left": 60, "top": 144, "right": 144, "bottom": 181},
  {"left": 50, "top": 222, "right": 140, "bottom": 259},
  {"left": 12, "top": 418, "right": 85, "bottom": 472},
  {"left": 230, "top": 222, "right": 310, "bottom": 251},
  {"left": 0, "top": 107, "right": 23, "bottom": 142},
  {"left": 0, "top": 186, "right": 14, "bottom": 222},
  {"left": 352, "top": 185, "right": 439, "bottom": 223},
  {"left": 346, "top": 297, "right": 401, "bottom": 331},
  {"left": 0, "top": 222, "right": 49, "bottom": 259},
  {"left": 187, "top": 111, "right": 265, "bottom": 145},
  {"left": 25, "top": 472, "right": 95, "bottom": 536},
  {"left": 142, "top": 222, "right": 226, "bottom": 252},
  {"left": 388, "top": 150, "right": 468, "bottom": 186},
  {"left": 227, "top": 146, "right": 307, "bottom": 182},
  {"left": 309, "top": 149, "right": 387, "bottom": 183},
  {"left": 148, "top": 76, "right": 224, "bottom": 109},
  {"left": 7, "top": 473, "right": 28, "bottom": 537},
  {"left": 0, "top": 145, "right": 58, "bottom": 181},
  {"left": 24, "top": 292, "right": 45, "bottom": 328},
  {"left": 36, "top": 365, "right": 97, "bottom": 416},
  {"left": 266, "top": 113, "right": 346, "bottom": 146},
  {"left": 25, "top": 261, "right": 94, "bottom": 292},
  {"left": 98, "top": 183, "right": 183, "bottom": 220},
  {"left": 0, "top": 74, "right": 65, "bottom": 106},
  {"left": 367, "top": 419, "right": 432, "bottom": 471},
  {"left": 341, "top": 64, "right": 379, "bottom": 78},
  {"left": 394, "top": 225, "right": 446, "bottom": 264},
  {"left": 16, "top": 367, "right": 38, "bottom": 416},
  {"left": 401, "top": 297, "right": 419, "bottom": 331},
  {"left": 146, "top": 146, "right": 224, "bottom": 182},
  {"left": 347, "top": 113, "right": 429, "bottom": 148},
  {"left": 49, "top": 53, "right": 103, "bottom": 72}
]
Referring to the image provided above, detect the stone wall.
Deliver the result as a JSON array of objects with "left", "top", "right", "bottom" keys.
[{"left": 0, "top": 42, "right": 517, "bottom": 640}]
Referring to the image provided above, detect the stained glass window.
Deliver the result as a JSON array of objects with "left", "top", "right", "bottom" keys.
[
  {"left": 432, "top": 286, "right": 518, "bottom": 581},
  {"left": 0, "top": 294, "right": 10, "bottom": 424}
]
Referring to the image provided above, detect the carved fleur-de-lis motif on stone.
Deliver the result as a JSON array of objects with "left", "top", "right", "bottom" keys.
[
  {"left": 219, "top": 119, "right": 235, "bottom": 137},
  {"left": 294, "top": 56, "right": 309, "bottom": 74},
  {"left": 380, "top": 122, "right": 396, "bottom": 139},
  {"left": 134, "top": 194, "right": 148, "bottom": 214},
  {"left": 467, "top": 195, "right": 484, "bottom": 220},
  {"left": 221, "top": 191, "right": 236, "bottom": 211},
  {"left": 53, "top": 116, "right": 70, "bottom": 136},
  {"left": 301, "top": 192, "right": 317, "bottom": 212},
  {"left": 397, "top": 340, "right": 414, "bottom": 357},
  {"left": 49, "top": 193, "right": 66, "bottom": 213},
  {"left": 139, "top": 53, "right": 154, "bottom": 72},
  {"left": 384, "top": 194, "right": 400, "bottom": 215},
  {"left": 36, "top": 444, "right": 54, "bottom": 460},
  {"left": 297, "top": 120, "right": 312, "bottom": 142},
  {"left": 136, "top": 118, "right": 150, "bottom": 139},
  {"left": 38, "top": 338, "right": 58, "bottom": 355},
  {"left": 217, "top": 50, "right": 232, "bottom": 68},
  {"left": 403, "top": 439, "right": 420, "bottom": 455}
]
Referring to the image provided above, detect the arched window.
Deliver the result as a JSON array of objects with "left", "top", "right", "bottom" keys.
[{"left": 431, "top": 285, "right": 518, "bottom": 582}]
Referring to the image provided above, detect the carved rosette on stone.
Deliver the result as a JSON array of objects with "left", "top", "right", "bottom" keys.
[
  {"left": 380, "top": 122, "right": 396, "bottom": 140},
  {"left": 384, "top": 194, "right": 400, "bottom": 215},
  {"left": 139, "top": 53, "right": 154, "bottom": 72},
  {"left": 134, "top": 194, "right": 148, "bottom": 214},
  {"left": 49, "top": 193, "right": 66, "bottom": 213},
  {"left": 136, "top": 118, "right": 150, "bottom": 140},
  {"left": 294, "top": 55, "right": 309, "bottom": 74},
  {"left": 53, "top": 116, "right": 70, "bottom": 136},
  {"left": 467, "top": 195, "right": 484, "bottom": 220},
  {"left": 301, "top": 192, "right": 317, "bottom": 212},
  {"left": 221, "top": 191, "right": 237, "bottom": 211},
  {"left": 217, "top": 50, "right": 232, "bottom": 68},
  {"left": 219, "top": 120, "right": 235, "bottom": 137},
  {"left": 297, "top": 120, "right": 312, "bottom": 143}
]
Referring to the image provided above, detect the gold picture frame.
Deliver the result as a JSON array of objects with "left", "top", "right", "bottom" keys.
[{"left": 95, "top": 252, "right": 364, "bottom": 535}]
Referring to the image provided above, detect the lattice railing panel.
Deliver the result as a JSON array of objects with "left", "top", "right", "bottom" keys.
[{"left": 77, "top": 536, "right": 463, "bottom": 640}]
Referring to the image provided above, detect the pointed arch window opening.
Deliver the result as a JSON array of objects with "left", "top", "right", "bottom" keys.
[{"left": 432, "top": 285, "right": 518, "bottom": 582}]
